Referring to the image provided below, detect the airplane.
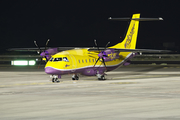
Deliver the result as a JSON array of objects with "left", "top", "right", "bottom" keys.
[{"left": 9, "top": 13, "right": 169, "bottom": 83}]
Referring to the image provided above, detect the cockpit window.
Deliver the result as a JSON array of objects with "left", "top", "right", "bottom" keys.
[
  {"left": 49, "top": 57, "right": 54, "bottom": 61},
  {"left": 63, "top": 57, "right": 69, "bottom": 62},
  {"left": 54, "top": 58, "right": 62, "bottom": 61},
  {"left": 52, "top": 57, "right": 69, "bottom": 62}
]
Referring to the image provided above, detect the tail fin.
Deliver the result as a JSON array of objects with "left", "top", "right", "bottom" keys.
[{"left": 109, "top": 13, "right": 140, "bottom": 49}]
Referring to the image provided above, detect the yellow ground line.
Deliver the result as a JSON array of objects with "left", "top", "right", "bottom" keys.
[
  {"left": 0, "top": 82, "right": 54, "bottom": 87},
  {"left": 109, "top": 82, "right": 138, "bottom": 84}
]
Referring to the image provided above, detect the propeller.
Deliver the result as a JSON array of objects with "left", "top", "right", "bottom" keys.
[
  {"left": 93, "top": 40, "right": 110, "bottom": 71},
  {"left": 34, "top": 39, "right": 50, "bottom": 68}
]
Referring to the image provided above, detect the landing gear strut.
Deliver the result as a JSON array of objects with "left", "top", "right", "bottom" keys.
[
  {"left": 72, "top": 74, "right": 79, "bottom": 80},
  {"left": 50, "top": 75, "right": 60, "bottom": 83}
]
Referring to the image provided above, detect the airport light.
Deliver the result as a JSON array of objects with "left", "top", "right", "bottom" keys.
[
  {"left": 11, "top": 60, "right": 36, "bottom": 66},
  {"left": 29, "top": 60, "right": 36, "bottom": 65},
  {"left": 11, "top": 60, "right": 28, "bottom": 65}
]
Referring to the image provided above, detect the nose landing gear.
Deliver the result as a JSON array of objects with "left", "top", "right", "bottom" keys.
[{"left": 50, "top": 75, "right": 60, "bottom": 83}]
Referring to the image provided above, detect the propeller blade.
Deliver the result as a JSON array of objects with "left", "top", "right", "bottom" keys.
[
  {"left": 93, "top": 57, "right": 100, "bottom": 67},
  {"left": 105, "top": 41, "right": 110, "bottom": 49},
  {"left": 45, "top": 39, "right": 50, "bottom": 50},
  {"left": 34, "top": 41, "right": 41, "bottom": 54},
  {"left": 94, "top": 39, "right": 100, "bottom": 51},
  {"left": 101, "top": 57, "right": 107, "bottom": 71}
]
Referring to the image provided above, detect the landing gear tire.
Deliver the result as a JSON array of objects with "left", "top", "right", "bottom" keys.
[
  {"left": 98, "top": 75, "right": 106, "bottom": 80},
  {"left": 52, "top": 78, "right": 55, "bottom": 82},
  {"left": 72, "top": 74, "right": 79, "bottom": 80},
  {"left": 52, "top": 78, "right": 60, "bottom": 83},
  {"left": 51, "top": 75, "right": 60, "bottom": 83}
]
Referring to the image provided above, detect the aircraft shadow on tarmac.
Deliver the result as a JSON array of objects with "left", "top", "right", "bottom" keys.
[
  {"left": 105, "top": 66, "right": 180, "bottom": 80},
  {"left": 112, "top": 66, "right": 164, "bottom": 75}
]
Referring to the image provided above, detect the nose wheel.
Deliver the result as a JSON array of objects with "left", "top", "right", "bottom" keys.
[
  {"left": 50, "top": 75, "right": 60, "bottom": 83},
  {"left": 52, "top": 78, "right": 60, "bottom": 83}
]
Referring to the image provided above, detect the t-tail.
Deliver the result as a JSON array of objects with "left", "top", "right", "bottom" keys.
[{"left": 109, "top": 13, "right": 163, "bottom": 50}]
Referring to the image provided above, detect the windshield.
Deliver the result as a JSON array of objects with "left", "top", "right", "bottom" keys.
[
  {"left": 54, "top": 58, "right": 62, "bottom": 61},
  {"left": 63, "top": 57, "right": 69, "bottom": 62},
  {"left": 49, "top": 57, "right": 54, "bottom": 61},
  {"left": 51, "top": 57, "right": 69, "bottom": 62}
]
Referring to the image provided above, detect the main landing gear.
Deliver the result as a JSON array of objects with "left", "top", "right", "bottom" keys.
[
  {"left": 49, "top": 73, "right": 106, "bottom": 82},
  {"left": 97, "top": 74, "right": 106, "bottom": 80},
  {"left": 50, "top": 75, "right": 60, "bottom": 83},
  {"left": 72, "top": 74, "right": 79, "bottom": 80}
]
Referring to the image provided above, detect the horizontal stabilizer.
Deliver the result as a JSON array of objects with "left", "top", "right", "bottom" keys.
[
  {"left": 108, "top": 17, "right": 163, "bottom": 21},
  {"left": 114, "top": 48, "right": 170, "bottom": 53}
]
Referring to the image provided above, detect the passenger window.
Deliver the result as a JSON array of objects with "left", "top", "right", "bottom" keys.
[
  {"left": 86, "top": 59, "right": 87, "bottom": 63},
  {"left": 82, "top": 60, "right": 84, "bottom": 63},
  {"left": 54, "top": 58, "right": 62, "bottom": 61},
  {"left": 89, "top": 59, "right": 91, "bottom": 62},
  {"left": 79, "top": 60, "right": 80, "bottom": 63},
  {"left": 63, "top": 57, "right": 69, "bottom": 62},
  {"left": 92, "top": 59, "right": 94, "bottom": 62}
]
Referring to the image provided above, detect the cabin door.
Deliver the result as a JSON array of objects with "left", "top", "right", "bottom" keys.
[{"left": 69, "top": 55, "right": 77, "bottom": 69}]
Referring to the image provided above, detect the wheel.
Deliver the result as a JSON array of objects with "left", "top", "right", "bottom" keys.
[
  {"left": 102, "top": 75, "right": 105, "bottom": 80},
  {"left": 98, "top": 75, "right": 105, "bottom": 80},
  {"left": 55, "top": 78, "right": 60, "bottom": 83},
  {"left": 52, "top": 78, "right": 55, "bottom": 82},
  {"left": 52, "top": 78, "right": 60, "bottom": 83},
  {"left": 75, "top": 76, "right": 79, "bottom": 80},
  {"left": 72, "top": 75, "right": 79, "bottom": 80}
]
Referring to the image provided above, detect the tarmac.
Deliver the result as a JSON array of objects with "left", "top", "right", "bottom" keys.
[{"left": 1, "top": 64, "right": 180, "bottom": 120}]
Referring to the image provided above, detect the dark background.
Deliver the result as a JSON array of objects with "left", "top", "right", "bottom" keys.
[{"left": 0, "top": 0, "right": 179, "bottom": 54}]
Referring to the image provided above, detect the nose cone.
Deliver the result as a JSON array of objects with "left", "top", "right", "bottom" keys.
[{"left": 45, "top": 67, "right": 59, "bottom": 74}]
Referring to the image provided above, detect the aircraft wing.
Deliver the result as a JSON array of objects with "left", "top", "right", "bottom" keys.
[
  {"left": 88, "top": 48, "right": 171, "bottom": 53},
  {"left": 7, "top": 47, "right": 77, "bottom": 52},
  {"left": 113, "top": 48, "right": 170, "bottom": 53},
  {"left": 8, "top": 48, "right": 46, "bottom": 52}
]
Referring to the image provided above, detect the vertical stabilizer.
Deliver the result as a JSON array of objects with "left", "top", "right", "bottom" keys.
[{"left": 109, "top": 14, "right": 140, "bottom": 49}]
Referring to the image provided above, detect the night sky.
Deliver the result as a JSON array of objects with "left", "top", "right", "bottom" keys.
[{"left": 0, "top": 0, "right": 180, "bottom": 53}]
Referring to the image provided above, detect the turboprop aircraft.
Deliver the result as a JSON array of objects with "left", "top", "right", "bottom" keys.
[{"left": 9, "top": 13, "right": 168, "bottom": 82}]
